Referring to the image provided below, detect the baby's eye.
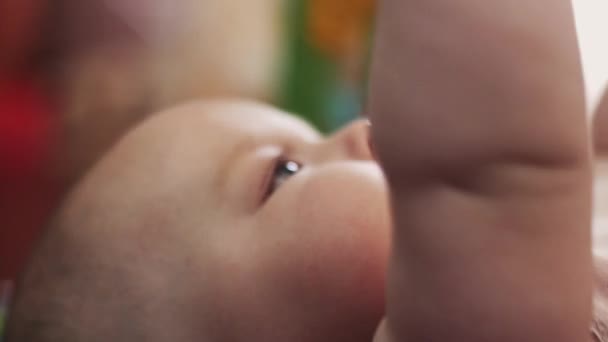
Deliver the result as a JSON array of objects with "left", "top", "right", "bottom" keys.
[{"left": 266, "top": 158, "right": 301, "bottom": 197}]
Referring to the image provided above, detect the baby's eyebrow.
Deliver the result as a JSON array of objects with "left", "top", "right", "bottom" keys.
[{"left": 214, "top": 136, "right": 256, "bottom": 193}]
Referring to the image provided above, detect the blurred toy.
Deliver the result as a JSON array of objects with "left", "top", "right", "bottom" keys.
[{"left": 279, "top": 0, "right": 376, "bottom": 132}]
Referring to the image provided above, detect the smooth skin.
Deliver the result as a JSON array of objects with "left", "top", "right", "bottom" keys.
[
  {"left": 369, "top": 1, "right": 592, "bottom": 342},
  {"left": 6, "top": 0, "right": 604, "bottom": 341},
  {"left": 6, "top": 101, "right": 391, "bottom": 342}
]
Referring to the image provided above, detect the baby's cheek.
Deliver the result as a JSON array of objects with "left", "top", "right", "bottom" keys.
[
  {"left": 284, "top": 164, "right": 390, "bottom": 310},
  {"left": 241, "top": 164, "right": 390, "bottom": 337},
  {"left": 297, "top": 162, "right": 390, "bottom": 244}
]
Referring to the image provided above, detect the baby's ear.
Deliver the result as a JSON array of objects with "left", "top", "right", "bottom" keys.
[{"left": 593, "top": 86, "right": 608, "bottom": 155}]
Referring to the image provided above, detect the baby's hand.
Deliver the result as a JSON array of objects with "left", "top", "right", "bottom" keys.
[{"left": 368, "top": 1, "right": 592, "bottom": 342}]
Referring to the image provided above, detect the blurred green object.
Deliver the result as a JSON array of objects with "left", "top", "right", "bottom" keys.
[
  {"left": 0, "top": 309, "right": 5, "bottom": 341},
  {"left": 278, "top": 0, "right": 375, "bottom": 133},
  {"left": 0, "top": 281, "right": 13, "bottom": 342}
]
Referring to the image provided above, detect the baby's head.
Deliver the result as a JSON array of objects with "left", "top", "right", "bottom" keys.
[{"left": 6, "top": 100, "right": 390, "bottom": 342}]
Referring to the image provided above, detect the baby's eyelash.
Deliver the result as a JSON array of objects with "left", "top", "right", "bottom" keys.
[{"left": 262, "top": 157, "right": 302, "bottom": 202}]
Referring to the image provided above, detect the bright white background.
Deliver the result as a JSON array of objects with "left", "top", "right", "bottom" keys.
[
  {"left": 573, "top": 0, "right": 608, "bottom": 115},
  {"left": 575, "top": 1, "right": 608, "bottom": 245}
]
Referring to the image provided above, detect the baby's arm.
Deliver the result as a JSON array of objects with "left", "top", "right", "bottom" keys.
[{"left": 368, "top": 1, "right": 592, "bottom": 342}]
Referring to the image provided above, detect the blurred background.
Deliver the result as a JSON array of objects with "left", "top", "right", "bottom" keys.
[
  {"left": 1, "top": 0, "right": 608, "bottom": 325},
  {"left": 0, "top": 0, "right": 376, "bottom": 286},
  {"left": 574, "top": 0, "right": 608, "bottom": 112}
]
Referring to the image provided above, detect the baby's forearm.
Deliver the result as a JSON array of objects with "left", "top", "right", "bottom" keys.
[
  {"left": 368, "top": 0, "right": 587, "bottom": 179},
  {"left": 369, "top": 1, "right": 592, "bottom": 342}
]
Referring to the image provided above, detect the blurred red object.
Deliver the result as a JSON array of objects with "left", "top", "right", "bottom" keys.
[
  {"left": 0, "top": 0, "right": 63, "bottom": 279},
  {"left": 0, "top": 78, "right": 61, "bottom": 279}
]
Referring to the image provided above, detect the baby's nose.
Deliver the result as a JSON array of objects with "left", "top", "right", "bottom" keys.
[{"left": 326, "top": 118, "right": 375, "bottom": 161}]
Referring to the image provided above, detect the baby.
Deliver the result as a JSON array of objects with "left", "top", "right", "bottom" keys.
[{"left": 5, "top": 0, "right": 607, "bottom": 341}]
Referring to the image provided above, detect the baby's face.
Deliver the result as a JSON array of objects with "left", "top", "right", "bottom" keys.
[{"left": 76, "top": 100, "right": 390, "bottom": 341}]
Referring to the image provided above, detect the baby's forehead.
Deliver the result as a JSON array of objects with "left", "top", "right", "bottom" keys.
[
  {"left": 81, "top": 100, "right": 321, "bottom": 206},
  {"left": 147, "top": 100, "right": 321, "bottom": 142},
  {"left": 101, "top": 100, "right": 320, "bottom": 174}
]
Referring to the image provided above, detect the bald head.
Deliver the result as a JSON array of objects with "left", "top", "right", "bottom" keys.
[
  {"left": 6, "top": 99, "right": 389, "bottom": 342},
  {"left": 5, "top": 101, "right": 258, "bottom": 342}
]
